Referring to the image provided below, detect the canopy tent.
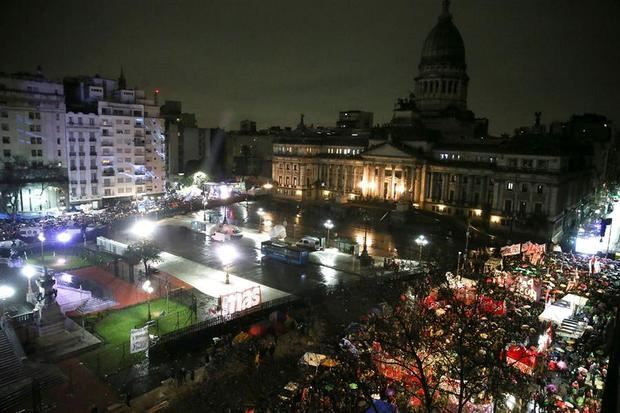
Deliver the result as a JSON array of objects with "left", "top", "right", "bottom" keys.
[
  {"left": 561, "top": 294, "right": 588, "bottom": 311},
  {"left": 506, "top": 345, "right": 537, "bottom": 375},
  {"left": 538, "top": 303, "right": 573, "bottom": 325},
  {"left": 300, "top": 352, "right": 327, "bottom": 367}
]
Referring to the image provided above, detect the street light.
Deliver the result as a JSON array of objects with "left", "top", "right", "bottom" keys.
[
  {"left": 257, "top": 208, "right": 265, "bottom": 231},
  {"left": 142, "top": 280, "right": 154, "bottom": 321},
  {"left": 360, "top": 210, "right": 372, "bottom": 266},
  {"left": 415, "top": 235, "right": 429, "bottom": 262},
  {"left": 22, "top": 265, "right": 37, "bottom": 298},
  {"left": 0, "top": 285, "right": 15, "bottom": 320},
  {"left": 324, "top": 219, "right": 334, "bottom": 248},
  {"left": 38, "top": 232, "right": 47, "bottom": 277},
  {"left": 217, "top": 244, "right": 238, "bottom": 284},
  {"left": 57, "top": 231, "right": 72, "bottom": 265},
  {"left": 131, "top": 220, "right": 155, "bottom": 238}
]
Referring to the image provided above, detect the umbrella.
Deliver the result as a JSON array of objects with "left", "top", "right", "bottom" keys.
[
  {"left": 321, "top": 358, "right": 338, "bottom": 367},
  {"left": 301, "top": 352, "right": 327, "bottom": 367},
  {"left": 546, "top": 384, "right": 558, "bottom": 393},
  {"left": 557, "top": 361, "right": 568, "bottom": 370},
  {"left": 365, "top": 400, "right": 396, "bottom": 413},
  {"left": 346, "top": 322, "right": 363, "bottom": 334},
  {"left": 349, "top": 383, "right": 359, "bottom": 390}
]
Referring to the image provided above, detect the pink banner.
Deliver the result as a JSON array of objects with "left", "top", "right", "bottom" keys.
[{"left": 500, "top": 243, "right": 521, "bottom": 256}]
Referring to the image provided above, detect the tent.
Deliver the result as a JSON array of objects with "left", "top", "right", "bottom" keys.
[
  {"left": 300, "top": 352, "right": 327, "bottom": 367},
  {"left": 506, "top": 345, "right": 537, "bottom": 374},
  {"left": 365, "top": 400, "right": 396, "bottom": 413},
  {"left": 538, "top": 302, "right": 573, "bottom": 325}
]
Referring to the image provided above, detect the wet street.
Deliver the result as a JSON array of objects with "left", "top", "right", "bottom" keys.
[{"left": 114, "top": 199, "right": 468, "bottom": 299}]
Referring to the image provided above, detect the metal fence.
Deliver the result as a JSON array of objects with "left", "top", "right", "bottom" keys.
[{"left": 80, "top": 293, "right": 299, "bottom": 377}]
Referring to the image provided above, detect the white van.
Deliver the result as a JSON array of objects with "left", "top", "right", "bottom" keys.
[{"left": 296, "top": 236, "right": 322, "bottom": 251}]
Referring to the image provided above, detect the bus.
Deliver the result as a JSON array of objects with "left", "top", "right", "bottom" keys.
[{"left": 261, "top": 241, "right": 309, "bottom": 266}]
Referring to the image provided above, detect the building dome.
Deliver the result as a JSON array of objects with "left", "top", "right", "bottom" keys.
[{"left": 419, "top": 1, "right": 465, "bottom": 68}]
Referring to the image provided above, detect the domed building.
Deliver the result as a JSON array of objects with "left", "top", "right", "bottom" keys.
[
  {"left": 393, "top": 0, "right": 488, "bottom": 141},
  {"left": 415, "top": 0, "right": 468, "bottom": 113}
]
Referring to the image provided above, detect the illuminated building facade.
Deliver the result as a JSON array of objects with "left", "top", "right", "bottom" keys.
[{"left": 64, "top": 72, "right": 166, "bottom": 207}]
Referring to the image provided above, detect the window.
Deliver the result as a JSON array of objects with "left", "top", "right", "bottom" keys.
[
  {"left": 0, "top": 111, "right": 7, "bottom": 118},
  {"left": 31, "top": 149, "right": 37, "bottom": 157},
  {"left": 537, "top": 160, "right": 549, "bottom": 170},
  {"left": 89, "top": 118, "right": 95, "bottom": 126},
  {"left": 3, "top": 149, "right": 10, "bottom": 157},
  {"left": 449, "top": 190, "right": 454, "bottom": 202},
  {"left": 537, "top": 184, "right": 544, "bottom": 194},
  {"left": 57, "top": 150, "right": 61, "bottom": 156},
  {"left": 286, "top": 164, "right": 290, "bottom": 170},
  {"left": 1, "top": 124, "right": 9, "bottom": 131},
  {"left": 506, "top": 181, "right": 514, "bottom": 191},
  {"left": 2, "top": 137, "right": 9, "bottom": 144},
  {"left": 463, "top": 176, "right": 468, "bottom": 183},
  {"left": 293, "top": 177, "right": 298, "bottom": 187},
  {"left": 451, "top": 175, "right": 456, "bottom": 183},
  {"left": 521, "top": 183, "right": 528, "bottom": 192},
  {"left": 504, "top": 199, "right": 513, "bottom": 212},
  {"left": 57, "top": 138, "right": 61, "bottom": 145},
  {"left": 522, "top": 159, "right": 533, "bottom": 168},
  {"left": 519, "top": 201, "right": 527, "bottom": 214},
  {"left": 534, "top": 203, "right": 543, "bottom": 214},
  {"left": 508, "top": 159, "right": 517, "bottom": 167},
  {"left": 293, "top": 164, "right": 297, "bottom": 171}
]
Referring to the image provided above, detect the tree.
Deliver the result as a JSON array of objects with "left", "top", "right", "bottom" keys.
[
  {"left": 304, "top": 275, "right": 544, "bottom": 412},
  {"left": 124, "top": 239, "right": 162, "bottom": 279}
]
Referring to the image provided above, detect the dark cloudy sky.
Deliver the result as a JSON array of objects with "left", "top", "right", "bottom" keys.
[{"left": 3, "top": 0, "right": 619, "bottom": 135}]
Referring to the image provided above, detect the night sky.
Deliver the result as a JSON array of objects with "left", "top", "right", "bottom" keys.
[{"left": 3, "top": 0, "right": 619, "bottom": 135}]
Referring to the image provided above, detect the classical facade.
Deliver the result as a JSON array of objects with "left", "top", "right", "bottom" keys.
[{"left": 271, "top": 1, "right": 598, "bottom": 242}]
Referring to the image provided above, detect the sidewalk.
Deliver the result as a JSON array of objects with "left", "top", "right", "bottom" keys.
[{"left": 46, "top": 358, "right": 120, "bottom": 413}]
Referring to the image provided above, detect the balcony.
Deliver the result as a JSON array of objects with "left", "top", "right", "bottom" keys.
[
  {"left": 134, "top": 139, "right": 145, "bottom": 147},
  {"left": 80, "top": 180, "right": 87, "bottom": 184},
  {"left": 79, "top": 166, "right": 86, "bottom": 170},
  {"left": 78, "top": 138, "right": 85, "bottom": 142},
  {"left": 101, "top": 141, "right": 113, "bottom": 147},
  {"left": 69, "top": 152, "right": 76, "bottom": 156},
  {"left": 68, "top": 138, "right": 76, "bottom": 142},
  {"left": 102, "top": 168, "right": 115, "bottom": 176},
  {"left": 89, "top": 137, "right": 97, "bottom": 142},
  {"left": 70, "top": 166, "right": 77, "bottom": 171},
  {"left": 90, "top": 151, "right": 97, "bottom": 156},
  {"left": 79, "top": 152, "right": 85, "bottom": 156},
  {"left": 91, "top": 179, "right": 98, "bottom": 183},
  {"left": 90, "top": 165, "right": 97, "bottom": 170}
]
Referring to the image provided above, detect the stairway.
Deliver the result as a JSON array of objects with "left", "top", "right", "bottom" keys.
[
  {"left": 557, "top": 318, "right": 586, "bottom": 339},
  {"left": 74, "top": 296, "right": 117, "bottom": 315},
  {"left": 0, "top": 328, "right": 30, "bottom": 412}
]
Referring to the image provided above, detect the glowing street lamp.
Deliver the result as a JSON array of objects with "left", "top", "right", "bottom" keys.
[
  {"left": 37, "top": 232, "right": 47, "bottom": 277},
  {"left": 0, "top": 285, "right": 15, "bottom": 318},
  {"left": 324, "top": 219, "right": 334, "bottom": 248},
  {"left": 415, "top": 235, "right": 429, "bottom": 262},
  {"left": 22, "top": 265, "right": 37, "bottom": 296},
  {"left": 142, "top": 280, "right": 154, "bottom": 321},
  {"left": 57, "top": 231, "right": 72, "bottom": 264},
  {"left": 257, "top": 208, "right": 265, "bottom": 230},
  {"left": 217, "top": 244, "right": 238, "bottom": 284},
  {"left": 131, "top": 220, "right": 155, "bottom": 238}
]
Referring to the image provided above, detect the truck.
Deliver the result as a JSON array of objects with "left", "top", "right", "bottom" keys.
[{"left": 261, "top": 241, "right": 309, "bottom": 265}]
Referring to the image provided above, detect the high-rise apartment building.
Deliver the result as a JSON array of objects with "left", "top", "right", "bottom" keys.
[
  {"left": 0, "top": 70, "right": 68, "bottom": 212},
  {"left": 64, "top": 72, "right": 165, "bottom": 208}
]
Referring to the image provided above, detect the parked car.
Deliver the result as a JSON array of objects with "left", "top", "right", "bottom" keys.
[{"left": 296, "top": 236, "right": 322, "bottom": 251}]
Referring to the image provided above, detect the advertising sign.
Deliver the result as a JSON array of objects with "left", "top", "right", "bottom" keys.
[
  {"left": 220, "top": 286, "right": 262, "bottom": 317},
  {"left": 500, "top": 243, "right": 521, "bottom": 256},
  {"left": 130, "top": 326, "right": 149, "bottom": 354}
]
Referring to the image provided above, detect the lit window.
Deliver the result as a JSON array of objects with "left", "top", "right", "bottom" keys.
[{"left": 506, "top": 182, "right": 514, "bottom": 191}]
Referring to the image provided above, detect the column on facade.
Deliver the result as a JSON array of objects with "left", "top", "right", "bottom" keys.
[
  {"left": 440, "top": 173, "right": 447, "bottom": 202},
  {"left": 413, "top": 166, "right": 421, "bottom": 202},
  {"left": 390, "top": 166, "right": 396, "bottom": 199},
  {"left": 343, "top": 165, "right": 348, "bottom": 194}
]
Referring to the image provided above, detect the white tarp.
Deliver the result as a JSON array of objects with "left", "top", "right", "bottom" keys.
[
  {"left": 130, "top": 326, "right": 149, "bottom": 354},
  {"left": 561, "top": 294, "right": 588, "bottom": 311},
  {"left": 538, "top": 303, "right": 573, "bottom": 325},
  {"left": 301, "top": 352, "right": 327, "bottom": 367}
]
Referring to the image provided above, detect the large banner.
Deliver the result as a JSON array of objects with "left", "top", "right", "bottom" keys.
[
  {"left": 500, "top": 243, "right": 521, "bottom": 256},
  {"left": 130, "top": 326, "right": 149, "bottom": 354},
  {"left": 220, "top": 286, "right": 262, "bottom": 317}
]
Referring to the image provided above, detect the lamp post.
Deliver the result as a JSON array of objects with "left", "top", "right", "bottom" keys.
[
  {"left": 38, "top": 233, "right": 47, "bottom": 277},
  {"left": 456, "top": 251, "right": 462, "bottom": 277},
  {"left": 0, "top": 285, "right": 15, "bottom": 322},
  {"left": 257, "top": 208, "right": 265, "bottom": 231},
  {"left": 360, "top": 210, "right": 372, "bottom": 265},
  {"left": 324, "top": 219, "right": 334, "bottom": 248},
  {"left": 142, "top": 280, "right": 154, "bottom": 321},
  {"left": 57, "top": 231, "right": 71, "bottom": 265},
  {"left": 22, "top": 265, "right": 37, "bottom": 303},
  {"left": 218, "top": 244, "right": 238, "bottom": 285},
  {"left": 415, "top": 235, "right": 429, "bottom": 262}
]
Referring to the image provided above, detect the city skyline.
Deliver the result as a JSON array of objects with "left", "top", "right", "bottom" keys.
[{"left": 2, "top": 0, "right": 619, "bottom": 134}]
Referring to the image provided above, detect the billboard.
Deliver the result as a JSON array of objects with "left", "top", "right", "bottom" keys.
[
  {"left": 220, "top": 286, "right": 262, "bottom": 317},
  {"left": 130, "top": 326, "right": 149, "bottom": 354}
]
